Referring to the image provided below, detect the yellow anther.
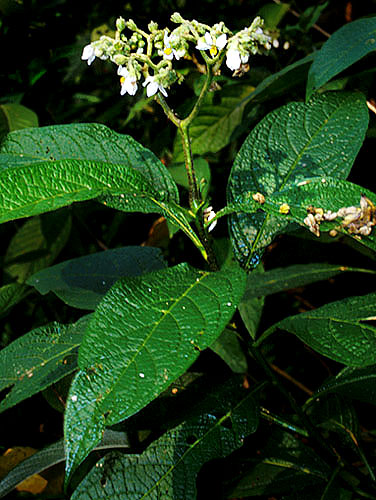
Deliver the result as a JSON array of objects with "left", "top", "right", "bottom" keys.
[{"left": 210, "top": 45, "right": 218, "bottom": 57}]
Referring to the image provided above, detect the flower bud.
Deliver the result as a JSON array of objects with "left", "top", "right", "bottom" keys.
[
  {"left": 116, "top": 17, "right": 126, "bottom": 32},
  {"left": 171, "top": 12, "right": 184, "bottom": 23},
  {"left": 148, "top": 21, "right": 159, "bottom": 32},
  {"left": 112, "top": 54, "right": 128, "bottom": 65},
  {"left": 126, "top": 19, "right": 137, "bottom": 31}
]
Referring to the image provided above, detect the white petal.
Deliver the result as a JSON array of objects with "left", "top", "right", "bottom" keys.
[
  {"left": 204, "top": 32, "right": 213, "bottom": 46},
  {"left": 216, "top": 33, "right": 227, "bottom": 50},
  {"left": 143, "top": 76, "right": 153, "bottom": 87},
  {"left": 159, "top": 85, "right": 168, "bottom": 97},
  {"left": 146, "top": 81, "right": 158, "bottom": 97},
  {"left": 196, "top": 39, "right": 210, "bottom": 51},
  {"left": 241, "top": 53, "right": 249, "bottom": 64},
  {"left": 127, "top": 81, "right": 138, "bottom": 96},
  {"left": 164, "top": 31, "right": 170, "bottom": 46},
  {"left": 226, "top": 50, "right": 241, "bottom": 70},
  {"left": 117, "top": 66, "right": 129, "bottom": 77},
  {"left": 82, "top": 45, "right": 95, "bottom": 65}
]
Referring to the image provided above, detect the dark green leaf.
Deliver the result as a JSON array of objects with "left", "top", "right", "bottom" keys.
[
  {"left": 244, "top": 54, "right": 315, "bottom": 105},
  {"left": 260, "top": 292, "right": 376, "bottom": 367},
  {"left": 27, "top": 246, "right": 167, "bottom": 310},
  {"left": 0, "top": 123, "right": 178, "bottom": 202},
  {"left": 71, "top": 395, "right": 257, "bottom": 499},
  {"left": 0, "top": 283, "right": 27, "bottom": 318},
  {"left": 228, "top": 429, "right": 329, "bottom": 498},
  {"left": 240, "top": 263, "right": 376, "bottom": 300},
  {"left": 210, "top": 327, "right": 248, "bottom": 373},
  {"left": 64, "top": 263, "right": 246, "bottom": 483},
  {"left": 227, "top": 177, "right": 376, "bottom": 256},
  {"left": 309, "top": 365, "right": 376, "bottom": 406},
  {"left": 227, "top": 91, "right": 368, "bottom": 268},
  {"left": 307, "top": 17, "right": 376, "bottom": 99},
  {"left": 4, "top": 211, "right": 71, "bottom": 283},
  {"left": 0, "top": 315, "right": 90, "bottom": 414},
  {"left": 258, "top": 2, "right": 290, "bottom": 30}
]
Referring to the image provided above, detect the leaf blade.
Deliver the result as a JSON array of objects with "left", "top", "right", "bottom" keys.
[
  {"left": 227, "top": 91, "right": 369, "bottom": 268},
  {"left": 64, "top": 263, "right": 246, "bottom": 483}
]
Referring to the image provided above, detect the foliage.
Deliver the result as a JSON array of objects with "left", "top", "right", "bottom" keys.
[{"left": 1, "top": 1, "right": 376, "bottom": 498}]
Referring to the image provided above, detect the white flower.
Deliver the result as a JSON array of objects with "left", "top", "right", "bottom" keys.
[
  {"left": 226, "top": 49, "right": 249, "bottom": 71},
  {"left": 81, "top": 44, "right": 96, "bottom": 65},
  {"left": 143, "top": 76, "right": 168, "bottom": 98},
  {"left": 118, "top": 67, "right": 138, "bottom": 96},
  {"left": 163, "top": 31, "right": 182, "bottom": 60},
  {"left": 196, "top": 32, "right": 227, "bottom": 57}
]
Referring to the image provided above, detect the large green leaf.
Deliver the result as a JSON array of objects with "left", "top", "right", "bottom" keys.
[
  {"left": 228, "top": 428, "right": 330, "bottom": 498},
  {"left": 27, "top": 246, "right": 167, "bottom": 310},
  {"left": 0, "top": 123, "right": 178, "bottom": 201},
  {"left": 173, "top": 83, "right": 254, "bottom": 161},
  {"left": 306, "top": 17, "right": 376, "bottom": 99},
  {"left": 244, "top": 53, "right": 315, "bottom": 105},
  {"left": 227, "top": 91, "right": 369, "bottom": 268},
  {"left": 0, "top": 316, "right": 90, "bottom": 414},
  {"left": 258, "top": 292, "right": 376, "bottom": 367},
  {"left": 64, "top": 263, "right": 246, "bottom": 483},
  {"left": 71, "top": 395, "right": 257, "bottom": 499},
  {"left": 308, "top": 365, "right": 376, "bottom": 406},
  {"left": 240, "top": 263, "right": 376, "bottom": 300},
  {"left": 0, "top": 430, "right": 129, "bottom": 499},
  {"left": 224, "top": 177, "right": 376, "bottom": 256}
]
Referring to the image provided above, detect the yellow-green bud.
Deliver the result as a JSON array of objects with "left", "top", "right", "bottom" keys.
[
  {"left": 116, "top": 17, "right": 126, "bottom": 32},
  {"left": 148, "top": 21, "right": 159, "bottom": 32},
  {"left": 113, "top": 54, "right": 127, "bottom": 65}
]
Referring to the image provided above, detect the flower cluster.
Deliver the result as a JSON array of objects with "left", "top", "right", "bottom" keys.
[{"left": 81, "top": 13, "right": 272, "bottom": 98}]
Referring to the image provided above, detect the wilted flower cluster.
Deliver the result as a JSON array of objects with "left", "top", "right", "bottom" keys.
[{"left": 81, "top": 12, "right": 272, "bottom": 98}]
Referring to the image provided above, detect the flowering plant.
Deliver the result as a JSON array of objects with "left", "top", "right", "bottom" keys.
[{"left": 1, "top": 7, "right": 376, "bottom": 499}]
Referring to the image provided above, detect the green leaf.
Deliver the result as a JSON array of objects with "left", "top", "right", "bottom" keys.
[
  {"left": 0, "top": 103, "right": 38, "bottom": 140},
  {"left": 0, "top": 316, "right": 90, "bottom": 414},
  {"left": 258, "top": 2, "right": 290, "bottom": 30},
  {"left": 308, "top": 394, "right": 374, "bottom": 481},
  {"left": 0, "top": 123, "right": 178, "bottom": 203},
  {"left": 231, "top": 177, "right": 376, "bottom": 255},
  {"left": 227, "top": 91, "right": 369, "bottom": 268},
  {"left": 259, "top": 292, "right": 376, "bottom": 367},
  {"left": 307, "top": 17, "right": 376, "bottom": 99},
  {"left": 0, "top": 158, "right": 159, "bottom": 224},
  {"left": 173, "top": 83, "right": 254, "bottom": 161},
  {"left": 240, "top": 263, "right": 376, "bottom": 300},
  {"left": 71, "top": 395, "right": 258, "bottom": 499},
  {"left": 4, "top": 211, "right": 71, "bottom": 283},
  {"left": 0, "top": 430, "right": 129, "bottom": 499},
  {"left": 169, "top": 158, "right": 211, "bottom": 200},
  {"left": 27, "top": 246, "right": 167, "bottom": 310},
  {"left": 64, "top": 263, "right": 246, "bottom": 483},
  {"left": 238, "top": 264, "right": 265, "bottom": 340},
  {"left": 210, "top": 327, "right": 248, "bottom": 373},
  {"left": 308, "top": 364, "right": 376, "bottom": 406},
  {"left": 244, "top": 53, "right": 315, "bottom": 105},
  {"left": 228, "top": 429, "right": 329, "bottom": 498},
  {"left": 0, "top": 283, "right": 27, "bottom": 318}
]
